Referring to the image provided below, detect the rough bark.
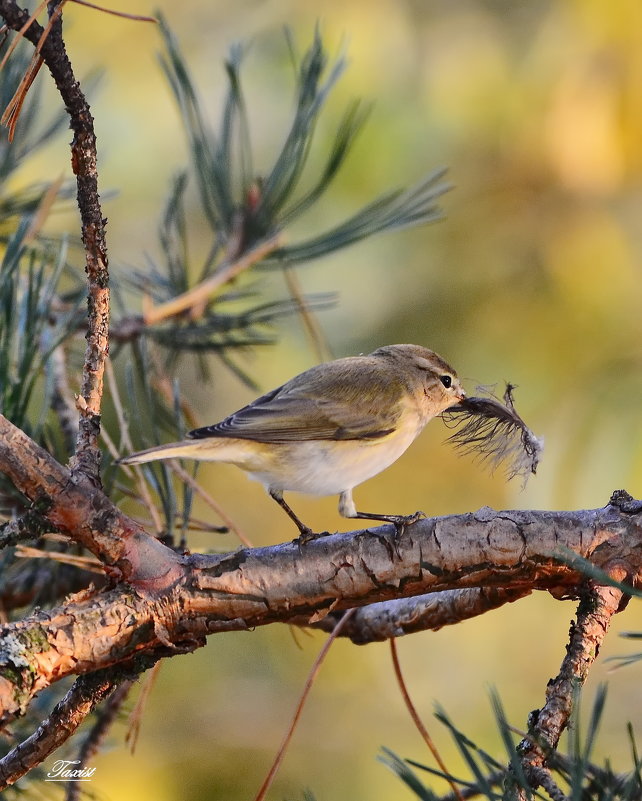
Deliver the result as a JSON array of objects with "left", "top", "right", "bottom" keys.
[
  {"left": 508, "top": 578, "right": 626, "bottom": 799},
  {"left": 0, "top": 0, "right": 110, "bottom": 480},
  {"left": 0, "top": 488, "right": 639, "bottom": 724},
  {"left": 0, "top": 413, "right": 184, "bottom": 584}
]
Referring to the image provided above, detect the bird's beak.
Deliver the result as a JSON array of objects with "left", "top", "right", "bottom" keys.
[{"left": 455, "top": 388, "right": 466, "bottom": 403}]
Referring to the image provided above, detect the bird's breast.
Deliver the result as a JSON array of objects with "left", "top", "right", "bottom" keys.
[{"left": 241, "top": 419, "right": 425, "bottom": 496}]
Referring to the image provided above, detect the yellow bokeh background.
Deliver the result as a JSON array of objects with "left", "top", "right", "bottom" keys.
[{"left": 13, "top": 0, "right": 642, "bottom": 799}]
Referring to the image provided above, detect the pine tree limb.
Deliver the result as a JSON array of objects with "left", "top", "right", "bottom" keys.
[
  {"left": 0, "top": 0, "right": 110, "bottom": 481},
  {"left": 506, "top": 574, "right": 627, "bottom": 799}
]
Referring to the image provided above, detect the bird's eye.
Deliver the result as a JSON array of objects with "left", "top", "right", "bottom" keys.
[{"left": 440, "top": 375, "right": 452, "bottom": 388}]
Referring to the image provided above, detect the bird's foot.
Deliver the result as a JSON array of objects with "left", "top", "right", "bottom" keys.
[
  {"left": 351, "top": 509, "right": 426, "bottom": 531},
  {"left": 294, "top": 527, "right": 331, "bottom": 546},
  {"left": 393, "top": 510, "right": 426, "bottom": 530},
  {"left": 385, "top": 510, "right": 426, "bottom": 541}
]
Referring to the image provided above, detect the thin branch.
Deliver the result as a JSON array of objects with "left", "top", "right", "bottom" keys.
[
  {"left": 525, "top": 765, "right": 566, "bottom": 801},
  {"left": 143, "top": 234, "right": 282, "bottom": 325},
  {"left": 68, "top": 0, "right": 156, "bottom": 22},
  {"left": 0, "top": 661, "right": 144, "bottom": 791},
  {"left": 14, "top": 543, "right": 104, "bottom": 573},
  {"left": 147, "top": 344, "right": 200, "bottom": 430},
  {"left": 65, "top": 679, "right": 134, "bottom": 801},
  {"left": 252, "top": 609, "right": 356, "bottom": 801},
  {"left": 0, "top": 506, "right": 51, "bottom": 548},
  {"left": 49, "top": 344, "right": 80, "bottom": 455},
  {"left": 508, "top": 576, "right": 627, "bottom": 799},
  {"left": 282, "top": 265, "right": 332, "bottom": 363},
  {"left": 104, "top": 359, "right": 164, "bottom": 535},
  {"left": 168, "top": 459, "right": 252, "bottom": 548},
  {"left": 125, "top": 662, "right": 161, "bottom": 754},
  {"left": 0, "top": 0, "right": 112, "bottom": 480},
  {"left": 390, "top": 638, "right": 463, "bottom": 800},
  {"left": 306, "top": 587, "right": 531, "bottom": 644}
]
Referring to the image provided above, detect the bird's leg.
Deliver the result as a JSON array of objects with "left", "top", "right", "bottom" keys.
[
  {"left": 338, "top": 490, "right": 425, "bottom": 532},
  {"left": 268, "top": 489, "right": 317, "bottom": 543}
]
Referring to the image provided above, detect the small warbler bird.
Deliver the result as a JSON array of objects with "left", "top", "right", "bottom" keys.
[{"left": 119, "top": 344, "right": 465, "bottom": 538}]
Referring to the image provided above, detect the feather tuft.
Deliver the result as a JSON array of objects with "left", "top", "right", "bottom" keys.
[{"left": 441, "top": 384, "right": 543, "bottom": 482}]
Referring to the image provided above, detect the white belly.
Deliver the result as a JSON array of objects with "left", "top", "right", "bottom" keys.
[{"left": 244, "top": 425, "right": 422, "bottom": 496}]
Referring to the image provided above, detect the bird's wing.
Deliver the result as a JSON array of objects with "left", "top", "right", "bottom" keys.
[{"left": 188, "top": 359, "right": 405, "bottom": 443}]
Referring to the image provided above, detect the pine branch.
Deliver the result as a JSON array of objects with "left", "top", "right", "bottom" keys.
[
  {"left": 507, "top": 579, "right": 626, "bottom": 799},
  {"left": 0, "top": 423, "right": 638, "bottom": 725},
  {"left": 304, "top": 587, "right": 531, "bottom": 643},
  {"left": 0, "top": 655, "right": 161, "bottom": 791},
  {"left": 0, "top": 0, "right": 110, "bottom": 481}
]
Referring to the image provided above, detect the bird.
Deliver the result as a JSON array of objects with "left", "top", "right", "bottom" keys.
[{"left": 118, "top": 344, "right": 466, "bottom": 539}]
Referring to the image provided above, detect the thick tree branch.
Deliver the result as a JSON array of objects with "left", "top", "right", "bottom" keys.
[
  {"left": 0, "top": 497, "right": 639, "bottom": 724},
  {"left": 0, "top": 413, "right": 184, "bottom": 584},
  {"left": 0, "top": 0, "right": 110, "bottom": 480},
  {"left": 305, "top": 587, "right": 532, "bottom": 643}
]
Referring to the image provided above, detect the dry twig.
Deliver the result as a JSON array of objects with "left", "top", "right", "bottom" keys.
[
  {"left": 253, "top": 609, "right": 356, "bottom": 801},
  {"left": 390, "top": 638, "right": 463, "bottom": 800},
  {"left": 507, "top": 576, "right": 627, "bottom": 799},
  {"left": 143, "top": 234, "right": 282, "bottom": 326}
]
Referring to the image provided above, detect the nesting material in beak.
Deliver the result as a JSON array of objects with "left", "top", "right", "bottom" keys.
[{"left": 441, "top": 383, "right": 543, "bottom": 481}]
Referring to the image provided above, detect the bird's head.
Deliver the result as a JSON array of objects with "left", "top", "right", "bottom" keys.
[{"left": 372, "top": 344, "right": 466, "bottom": 414}]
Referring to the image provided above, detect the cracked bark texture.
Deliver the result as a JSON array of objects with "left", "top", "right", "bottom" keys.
[
  {"left": 0, "top": 414, "right": 184, "bottom": 582},
  {"left": 0, "top": 491, "right": 640, "bottom": 724},
  {"left": 508, "top": 579, "right": 626, "bottom": 800},
  {"left": 0, "top": 0, "right": 110, "bottom": 480}
]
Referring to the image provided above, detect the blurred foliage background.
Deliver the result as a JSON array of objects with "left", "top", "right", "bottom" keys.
[{"left": 10, "top": 0, "right": 642, "bottom": 798}]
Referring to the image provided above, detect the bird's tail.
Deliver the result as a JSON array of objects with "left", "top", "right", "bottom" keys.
[{"left": 117, "top": 438, "right": 219, "bottom": 466}]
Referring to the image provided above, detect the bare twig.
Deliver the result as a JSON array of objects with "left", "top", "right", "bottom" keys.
[
  {"left": 104, "top": 359, "right": 164, "bottom": 534},
  {"left": 50, "top": 344, "right": 80, "bottom": 455},
  {"left": 65, "top": 679, "right": 134, "bottom": 801},
  {"left": 143, "top": 234, "right": 282, "bottom": 326},
  {"left": 526, "top": 765, "right": 567, "bottom": 801},
  {"left": 69, "top": 0, "right": 156, "bottom": 22},
  {"left": 282, "top": 265, "right": 332, "bottom": 363},
  {"left": 0, "top": 662, "right": 144, "bottom": 790},
  {"left": 390, "top": 638, "right": 463, "bottom": 800},
  {"left": 0, "top": 0, "right": 112, "bottom": 480},
  {"left": 168, "top": 459, "right": 252, "bottom": 548},
  {"left": 125, "top": 662, "right": 161, "bottom": 754},
  {"left": 253, "top": 609, "right": 356, "bottom": 801},
  {"left": 507, "top": 576, "right": 627, "bottom": 799},
  {"left": 14, "top": 543, "right": 104, "bottom": 573}
]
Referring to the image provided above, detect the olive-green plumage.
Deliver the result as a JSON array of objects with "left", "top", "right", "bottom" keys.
[{"left": 119, "top": 344, "right": 465, "bottom": 537}]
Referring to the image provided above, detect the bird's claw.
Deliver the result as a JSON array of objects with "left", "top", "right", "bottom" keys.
[
  {"left": 391, "top": 510, "right": 425, "bottom": 535},
  {"left": 294, "top": 528, "right": 330, "bottom": 546},
  {"left": 403, "top": 509, "right": 426, "bottom": 525}
]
